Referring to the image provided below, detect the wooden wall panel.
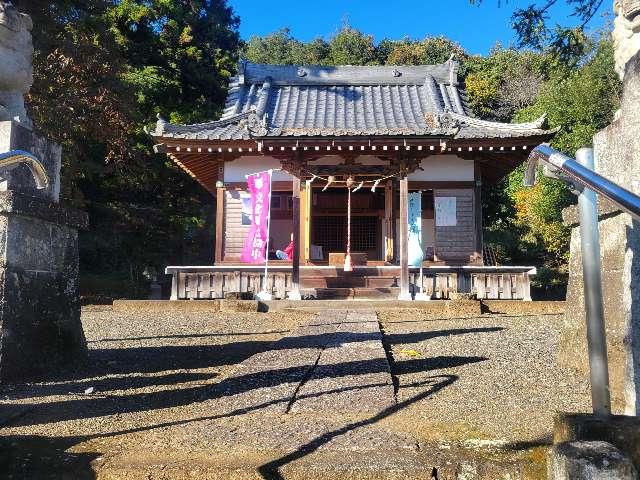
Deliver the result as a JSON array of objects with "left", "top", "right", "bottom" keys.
[
  {"left": 434, "top": 189, "right": 476, "bottom": 262},
  {"left": 223, "top": 190, "right": 251, "bottom": 259}
]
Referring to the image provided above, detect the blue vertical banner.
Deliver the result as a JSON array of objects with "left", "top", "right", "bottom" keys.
[{"left": 408, "top": 191, "right": 423, "bottom": 267}]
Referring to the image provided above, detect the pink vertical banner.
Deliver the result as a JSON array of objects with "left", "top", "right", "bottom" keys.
[{"left": 241, "top": 170, "right": 272, "bottom": 263}]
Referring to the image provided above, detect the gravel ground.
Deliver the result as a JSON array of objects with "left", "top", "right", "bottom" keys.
[
  {"left": 379, "top": 313, "right": 594, "bottom": 445},
  {"left": 0, "top": 307, "right": 595, "bottom": 479},
  {"left": 1, "top": 306, "right": 310, "bottom": 432}
]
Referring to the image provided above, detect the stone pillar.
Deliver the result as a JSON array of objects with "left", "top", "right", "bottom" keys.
[
  {"left": 561, "top": 52, "right": 640, "bottom": 413},
  {"left": 0, "top": 121, "right": 88, "bottom": 382}
]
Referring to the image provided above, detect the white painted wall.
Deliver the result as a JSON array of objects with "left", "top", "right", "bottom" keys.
[
  {"left": 224, "top": 156, "right": 293, "bottom": 182},
  {"left": 408, "top": 155, "right": 474, "bottom": 181}
]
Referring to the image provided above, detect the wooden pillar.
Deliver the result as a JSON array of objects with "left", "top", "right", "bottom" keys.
[
  {"left": 398, "top": 177, "right": 411, "bottom": 300},
  {"left": 383, "top": 180, "right": 393, "bottom": 263},
  {"left": 301, "top": 180, "right": 311, "bottom": 263},
  {"left": 474, "top": 162, "right": 484, "bottom": 264},
  {"left": 290, "top": 176, "right": 302, "bottom": 300},
  {"left": 215, "top": 185, "right": 225, "bottom": 264}
]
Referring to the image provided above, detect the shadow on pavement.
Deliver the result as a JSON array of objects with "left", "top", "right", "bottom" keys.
[{"left": 0, "top": 321, "right": 500, "bottom": 478}]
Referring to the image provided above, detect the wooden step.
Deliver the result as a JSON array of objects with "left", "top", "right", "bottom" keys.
[
  {"left": 301, "top": 267, "right": 401, "bottom": 278},
  {"left": 301, "top": 276, "right": 399, "bottom": 289},
  {"left": 301, "top": 287, "right": 401, "bottom": 300}
]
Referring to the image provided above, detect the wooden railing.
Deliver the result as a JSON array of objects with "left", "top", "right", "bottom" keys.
[
  {"left": 165, "top": 265, "right": 535, "bottom": 301},
  {"left": 410, "top": 268, "right": 532, "bottom": 300}
]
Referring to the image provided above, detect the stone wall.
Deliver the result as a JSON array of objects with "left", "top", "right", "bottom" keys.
[
  {"left": 0, "top": 191, "right": 88, "bottom": 381},
  {"left": 560, "top": 52, "right": 640, "bottom": 414}
]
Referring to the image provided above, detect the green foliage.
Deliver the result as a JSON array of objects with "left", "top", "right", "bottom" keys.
[
  {"left": 483, "top": 38, "right": 621, "bottom": 293},
  {"left": 515, "top": 40, "right": 621, "bottom": 153},
  {"left": 107, "top": 0, "right": 240, "bottom": 123},
  {"left": 244, "top": 25, "right": 379, "bottom": 66},
  {"left": 244, "top": 29, "right": 330, "bottom": 65},
  {"left": 244, "top": 29, "right": 467, "bottom": 69},
  {"left": 19, "top": 0, "right": 240, "bottom": 297},
  {"left": 465, "top": 47, "right": 552, "bottom": 121},
  {"left": 471, "top": 0, "right": 605, "bottom": 65},
  {"left": 327, "top": 25, "right": 377, "bottom": 65},
  {"left": 385, "top": 36, "right": 468, "bottom": 68}
]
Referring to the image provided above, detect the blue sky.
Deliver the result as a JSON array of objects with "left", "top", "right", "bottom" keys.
[{"left": 229, "top": 0, "right": 612, "bottom": 55}]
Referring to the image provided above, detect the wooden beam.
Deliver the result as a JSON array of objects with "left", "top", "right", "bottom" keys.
[
  {"left": 215, "top": 186, "right": 225, "bottom": 264},
  {"left": 407, "top": 181, "right": 475, "bottom": 190},
  {"left": 290, "top": 176, "right": 302, "bottom": 300},
  {"left": 223, "top": 181, "right": 294, "bottom": 191},
  {"left": 398, "top": 177, "right": 410, "bottom": 300}
]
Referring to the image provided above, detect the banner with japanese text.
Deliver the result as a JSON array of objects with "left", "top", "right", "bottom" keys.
[
  {"left": 241, "top": 170, "right": 272, "bottom": 263},
  {"left": 408, "top": 191, "right": 423, "bottom": 267}
]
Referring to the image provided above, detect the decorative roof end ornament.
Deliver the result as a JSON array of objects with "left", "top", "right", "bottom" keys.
[
  {"left": 155, "top": 114, "right": 167, "bottom": 136},
  {"left": 155, "top": 113, "right": 167, "bottom": 135},
  {"left": 392, "top": 68, "right": 402, "bottom": 78},
  {"left": 297, "top": 67, "right": 307, "bottom": 78},
  {"left": 447, "top": 53, "right": 458, "bottom": 85},
  {"left": 237, "top": 59, "right": 247, "bottom": 84},
  {"left": 424, "top": 112, "right": 459, "bottom": 132},
  {"left": 242, "top": 112, "right": 281, "bottom": 137}
]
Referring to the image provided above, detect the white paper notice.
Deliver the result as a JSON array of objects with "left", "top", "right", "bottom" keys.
[{"left": 435, "top": 197, "right": 457, "bottom": 226}]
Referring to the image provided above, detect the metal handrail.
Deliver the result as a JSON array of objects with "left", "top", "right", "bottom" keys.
[
  {"left": 525, "top": 144, "right": 640, "bottom": 220},
  {"left": 0, "top": 150, "right": 49, "bottom": 190},
  {"left": 523, "top": 144, "right": 640, "bottom": 418}
]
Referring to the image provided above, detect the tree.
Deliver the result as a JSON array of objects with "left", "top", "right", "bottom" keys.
[
  {"left": 465, "top": 47, "right": 551, "bottom": 121},
  {"left": 327, "top": 25, "right": 378, "bottom": 65},
  {"left": 384, "top": 36, "right": 468, "bottom": 69},
  {"left": 470, "top": 0, "right": 606, "bottom": 63},
  {"left": 107, "top": 0, "right": 240, "bottom": 124},
  {"left": 18, "top": 0, "right": 241, "bottom": 297},
  {"left": 244, "top": 28, "right": 330, "bottom": 65},
  {"left": 483, "top": 38, "right": 621, "bottom": 295}
]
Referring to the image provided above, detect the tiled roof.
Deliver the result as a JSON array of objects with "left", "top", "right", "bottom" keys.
[{"left": 154, "top": 61, "right": 554, "bottom": 141}]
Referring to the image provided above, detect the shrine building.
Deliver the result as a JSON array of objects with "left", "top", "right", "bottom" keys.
[{"left": 152, "top": 60, "right": 555, "bottom": 301}]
